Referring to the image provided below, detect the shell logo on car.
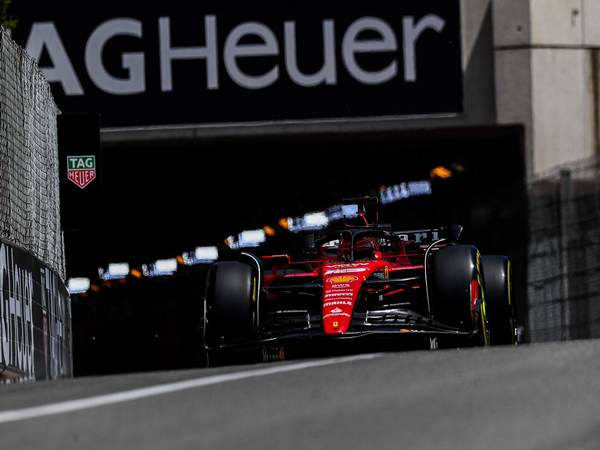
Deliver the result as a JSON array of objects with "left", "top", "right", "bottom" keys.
[
  {"left": 327, "top": 275, "right": 358, "bottom": 283},
  {"left": 324, "top": 267, "right": 368, "bottom": 275}
]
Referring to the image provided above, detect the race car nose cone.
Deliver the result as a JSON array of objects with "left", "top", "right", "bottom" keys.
[
  {"left": 321, "top": 261, "right": 389, "bottom": 334},
  {"left": 322, "top": 270, "right": 362, "bottom": 334}
]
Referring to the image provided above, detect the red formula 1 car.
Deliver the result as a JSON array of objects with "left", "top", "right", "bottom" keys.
[{"left": 203, "top": 197, "right": 515, "bottom": 360}]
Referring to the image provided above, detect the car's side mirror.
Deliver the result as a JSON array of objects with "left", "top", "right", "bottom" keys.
[
  {"left": 303, "top": 234, "right": 315, "bottom": 249},
  {"left": 303, "top": 234, "right": 317, "bottom": 261},
  {"left": 304, "top": 250, "right": 317, "bottom": 261},
  {"left": 446, "top": 225, "right": 463, "bottom": 243}
]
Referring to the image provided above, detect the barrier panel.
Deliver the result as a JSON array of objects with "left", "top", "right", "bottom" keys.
[
  {"left": 0, "top": 29, "right": 70, "bottom": 380},
  {"left": 0, "top": 238, "right": 71, "bottom": 381}
]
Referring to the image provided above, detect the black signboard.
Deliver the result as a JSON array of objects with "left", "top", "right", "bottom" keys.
[
  {"left": 11, "top": 0, "right": 463, "bottom": 128},
  {"left": 0, "top": 238, "right": 72, "bottom": 380},
  {"left": 57, "top": 114, "right": 102, "bottom": 231}
]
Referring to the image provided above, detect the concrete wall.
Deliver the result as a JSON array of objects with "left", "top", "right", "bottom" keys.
[{"left": 494, "top": 0, "right": 600, "bottom": 175}]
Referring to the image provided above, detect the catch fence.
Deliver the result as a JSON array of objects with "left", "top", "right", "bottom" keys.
[
  {"left": 527, "top": 156, "right": 600, "bottom": 342},
  {"left": 0, "top": 28, "right": 65, "bottom": 277}
]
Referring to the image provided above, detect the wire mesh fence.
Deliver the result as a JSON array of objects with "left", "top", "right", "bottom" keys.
[
  {"left": 0, "top": 29, "right": 65, "bottom": 277},
  {"left": 527, "top": 156, "right": 600, "bottom": 342}
]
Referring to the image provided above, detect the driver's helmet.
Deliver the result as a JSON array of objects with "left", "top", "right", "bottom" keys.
[
  {"left": 337, "top": 236, "right": 377, "bottom": 261},
  {"left": 354, "top": 237, "right": 377, "bottom": 260}
]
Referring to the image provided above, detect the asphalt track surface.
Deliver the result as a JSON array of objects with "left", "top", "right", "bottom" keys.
[{"left": 1, "top": 339, "right": 600, "bottom": 450}]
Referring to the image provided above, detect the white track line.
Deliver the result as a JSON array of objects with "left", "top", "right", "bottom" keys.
[{"left": 0, "top": 353, "right": 381, "bottom": 425}]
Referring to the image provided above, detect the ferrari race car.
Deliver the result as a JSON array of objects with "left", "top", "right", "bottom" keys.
[{"left": 202, "top": 197, "right": 516, "bottom": 361}]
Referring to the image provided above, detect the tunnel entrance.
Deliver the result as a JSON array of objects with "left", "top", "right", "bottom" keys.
[{"left": 70, "top": 124, "right": 527, "bottom": 375}]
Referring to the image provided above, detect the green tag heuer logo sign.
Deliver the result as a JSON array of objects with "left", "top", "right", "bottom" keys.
[{"left": 67, "top": 156, "right": 96, "bottom": 188}]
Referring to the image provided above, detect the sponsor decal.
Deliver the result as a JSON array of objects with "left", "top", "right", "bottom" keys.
[
  {"left": 327, "top": 263, "right": 370, "bottom": 269},
  {"left": 0, "top": 243, "right": 70, "bottom": 380},
  {"left": 324, "top": 312, "right": 351, "bottom": 319},
  {"left": 0, "top": 245, "right": 35, "bottom": 375},
  {"left": 323, "top": 306, "right": 351, "bottom": 319},
  {"left": 390, "top": 265, "right": 424, "bottom": 271},
  {"left": 324, "top": 301, "right": 352, "bottom": 307},
  {"left": 325, "top": 289, "right": 353, "bottom": 294},
  {"left": 325, "top": 292, "right": 353, "bottom": 298},
  {"left": 327, "top": 275, "right": 358, "bottom": 283},
  {"left": 330, "top": 284, "right": 351, "bottom": 289},
  {"left": 325, "top": 267, "right": 368, "bottom": 275},
  {"left": 396, "top": 230, "right": 440, "bottom": 243},
  {"left": 12, "top": 2, "right": 463, "bottom": 128},
  {"left": 67, "top": 155, "right": 96, "bottom": 188}
]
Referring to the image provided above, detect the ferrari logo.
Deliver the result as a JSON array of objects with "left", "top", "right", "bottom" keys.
[
  {"left": 333, "top": 321, "right": 339, "bottom": 328},
  {"left": 67, "top": 156, "right": 96, "bottom": 189}
]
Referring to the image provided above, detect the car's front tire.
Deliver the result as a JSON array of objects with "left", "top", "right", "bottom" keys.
[
  {"left": 204, "top": 261, "right": 256, "bottom": 352},
  {"left": 431, "top": 245, "right": 488, "bottom": 347}
]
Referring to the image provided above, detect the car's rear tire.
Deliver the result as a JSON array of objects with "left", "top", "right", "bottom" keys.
[
  {"left": 482, "top": 255, "right": 515, "bottom": 345},
  {"left": 431, "top": 245, "right": 488, "bottom": 347},
  {"left": 204, "top": 261, "right": 256, "bottom": 352}
]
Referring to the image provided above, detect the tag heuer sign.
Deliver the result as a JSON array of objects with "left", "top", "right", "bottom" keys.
[{"left": 67, "top": 156, "right": 96, "bottom": 188}]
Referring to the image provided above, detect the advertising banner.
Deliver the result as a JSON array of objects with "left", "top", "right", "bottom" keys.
[
  {"left": 0, "top": 239, "right": 72, "bottom": 381},
  {"left": 58, "top": 114, "right": 102, "bottom": 232},
  {"left": 11, "top": 0, "right": 463, "bottom": 128}
]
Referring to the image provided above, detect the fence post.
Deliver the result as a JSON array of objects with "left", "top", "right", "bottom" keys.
[{"left": 559, "top": 169, "right": 572, "bottom": 340}]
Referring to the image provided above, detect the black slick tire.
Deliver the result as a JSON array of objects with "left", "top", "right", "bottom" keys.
[
  {"left": 431, "top": 245, "right": 488, "bottom": 347},
  {"left": 204, "top": 261, "right": 256, "bottom": 352},
  {"left": 482, "top": 255, "right": 515, "bottom": 345}
]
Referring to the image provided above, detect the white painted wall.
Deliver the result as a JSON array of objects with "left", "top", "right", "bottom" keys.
[{"left": 493, "top": 0, "right": 600, "bottom": 175}]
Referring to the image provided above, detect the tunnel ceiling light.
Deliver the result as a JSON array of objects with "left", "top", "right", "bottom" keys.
[
  {"left": 408, "top": 180, "right": 433, "bottom": 196},
  {"left": 143, "top": 259, "right": 178, "bottom": 277},
  {"left": 155, "top": 258, "right": 177, "bottom": 273},
  {"left": 238, "top": 229, "right": 266, "bottom": 248},
  {"left": 278, "top": 218, "right": 289, "bottom": 229},
  {"left": 93, "top": 178, "right": 439, "bottom": 284},
  {"left": 98, "top": 263, "right": 130, "bottom": 280},
  {"left": 263, "top": 225, "right": 276, "bottom": 236},
  {"left": 130, "top": 269, "right": 143, "bottom": 279},
  {"left": 380, "top": 180, "right": 432, "bottom": 204},
  {"left": 341, "top": 204, "right": 358, "bottom": 217},
  {"left": 183, "top": 246, "right": 219, "bottom": 265},
  {"left": 195, "top": 246, "right": 218, "bottom": 262},
  {"left": 430, "top": 166, "right": 452, "bottom": 179},
  {"left": 67, "top": 277, "right": 90, "bottom": 294},
  {"left": 288, "top": 211, "right": 330, "bottom": 233},
  {"left": 325, "top": 204, "right": 344, "bottom": 222},
  {"left": 304, "top": 212, "right": 329, "bottom": 228},
  {"left": 108, "top": 263, "right": 129, "bottom": 279}
]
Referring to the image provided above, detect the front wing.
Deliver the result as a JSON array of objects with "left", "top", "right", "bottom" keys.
[{"left": 204, "top": 307, "right": 478, "bottom": 352}]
